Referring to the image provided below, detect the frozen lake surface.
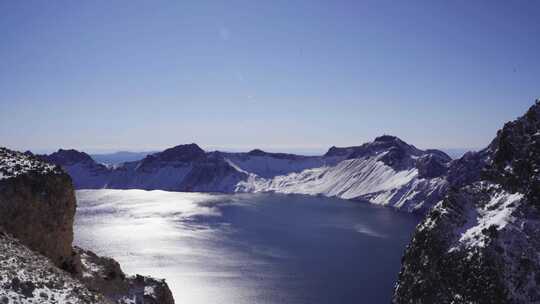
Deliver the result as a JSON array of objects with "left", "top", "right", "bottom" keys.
[{"left": 74, "top": 189, "right": 419, "bottom": 304}]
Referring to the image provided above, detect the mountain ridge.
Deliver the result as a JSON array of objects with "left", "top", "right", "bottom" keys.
[{"left": 40, "top": 136, "right": 452, "bottom": 213}]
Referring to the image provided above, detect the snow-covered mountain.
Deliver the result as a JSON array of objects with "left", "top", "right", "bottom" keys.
[
  {"left": 41, "top": 137, "right": 452, "bottom": 213},
  {"left": 236, "top": 136, "right": 452, "bottom": 213},
  {"left": 394, "top": 99, "right": 540, "bottom": 303}
]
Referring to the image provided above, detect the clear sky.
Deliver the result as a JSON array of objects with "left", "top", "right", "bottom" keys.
[{"left": 1, "top": 0, "right": 539, "bottom": 154}]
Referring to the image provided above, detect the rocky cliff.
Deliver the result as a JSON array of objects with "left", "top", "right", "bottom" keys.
[
  {"left": 0, "top": 148, "right": 76, "bottom": 269},
  {"left": 393, "top": 100, "right": 540, "bottom": 303},
  {"left": 0, "top": 147, "right": 175, "bottom": 304}
]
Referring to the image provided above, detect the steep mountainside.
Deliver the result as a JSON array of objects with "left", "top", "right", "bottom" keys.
[
  {"left": 394, "top": 100, "right": 540, "bottom": 303},
  {"left": 237, "top": 136, "right": 452, "bottom": 213},
  {"left": 0, "top": 147, "right": 174, "bottom": 304},
  {"left": 43, "top": 149, "right": 111, "bottom": 189}
]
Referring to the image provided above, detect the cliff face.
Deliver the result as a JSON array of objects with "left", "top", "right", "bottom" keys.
[
  {"left": 393, "top": 100, "right": 540, "bottom": 303},
  {"left": 0, "top": 147, "right": 175, "bottom": 304},
  {"left": 0, "top": 148, "right": 76, "bottom": 269}
]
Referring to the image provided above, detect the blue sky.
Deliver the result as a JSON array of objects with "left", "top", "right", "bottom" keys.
[{"left": 1, "top": 1, "right": 539, "bottom": 154}]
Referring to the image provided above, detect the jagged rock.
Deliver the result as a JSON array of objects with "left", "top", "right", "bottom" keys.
[
  {"left": 0, "top": 231, "right": 109, "bottom": 304},
  {"left": 394, "top": 100, "right": 540, "bottom": 303},
  {"left": 76, "top": 247, "right": 174, "bottom": 304},
  {"left": 416, "top": 153, "right": 449, "bottom": 179}
]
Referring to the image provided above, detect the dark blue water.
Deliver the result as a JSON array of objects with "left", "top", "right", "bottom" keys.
[{"left": 74, "top": 190, "right": 419, "bottom": 304}]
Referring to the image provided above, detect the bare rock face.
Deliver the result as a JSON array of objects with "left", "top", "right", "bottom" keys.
[{"left": 0, "top": 148, "right": 77, "bottom": 270}]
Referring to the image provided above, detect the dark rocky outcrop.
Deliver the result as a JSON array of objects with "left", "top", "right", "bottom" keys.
[
  {"left": 45, "top": 149, "right": 96, "bottom": 166},
  {"left": 394, "top": 100, "right": 540, "bottom": 303},
  {"left": 147, "top": 143, "right": 206, "bottom": 162},
  {"left": 76, "top": 247, "right": 175, "bottom": 304}
]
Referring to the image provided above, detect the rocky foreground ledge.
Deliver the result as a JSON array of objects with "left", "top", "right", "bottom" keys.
[{"left": 0, "top": 147, "right": 174, "bottom": 304}]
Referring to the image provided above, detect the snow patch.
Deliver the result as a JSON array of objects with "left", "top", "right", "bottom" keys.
[{"left": 453, "top": 190, "right": 524, "bottom": 250}]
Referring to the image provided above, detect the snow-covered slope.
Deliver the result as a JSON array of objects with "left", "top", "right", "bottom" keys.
[
  {"left": 0, "top": 232, "right": 107, "bottom": 304},
  {"left": 394, "top": 99, "right": 540, "bottom": 303},
  {"left": 237, "top": 136, "right": 451, "bottom": 213},
  {"left": 220, "top": 149, "right": 335, "bottom": 178}
]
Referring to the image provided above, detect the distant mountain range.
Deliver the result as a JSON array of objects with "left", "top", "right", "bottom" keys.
[
  {"left": 38, "top": 135, "right": 453, "bottom": 214},
  {"left": 87, "top": 148, "right": 473, "bottom": 166}
]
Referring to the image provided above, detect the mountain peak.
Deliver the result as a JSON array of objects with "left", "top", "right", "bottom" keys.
[
  {"left": 152, "top": 143, "right": 206, "bottom": 162},
  {"left": 248, "top": 149, "right": 267, "bottom": 156},
  {"left": 484, "top": 99, "right": 540, "bottom": 198},
  {"left": 46, "top": 149, "right": 94, "bottom": 165},
  {"left": 373, "top": 135, "right": 402, "bottom": 143}
]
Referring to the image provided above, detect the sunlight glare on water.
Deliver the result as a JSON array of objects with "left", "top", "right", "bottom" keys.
[{"left": 74, "top": 189, "right": 419, "bottom": 304}]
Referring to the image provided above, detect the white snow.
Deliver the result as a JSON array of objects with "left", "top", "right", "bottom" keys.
[
  {"left": 236, "top": 153, "right": 446, "bottom": 211},
  {"left": 224, "top": 154, "right": 334, "bottom": 178},
  {"left": 454, "top": 189, "right": 524, "bottom": 249},
  {"left": 0, "top": 234, "right": 106, "bottom": 304},
  {"left": 0, "top": 148, "right": 58, "bottom": 180}
]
